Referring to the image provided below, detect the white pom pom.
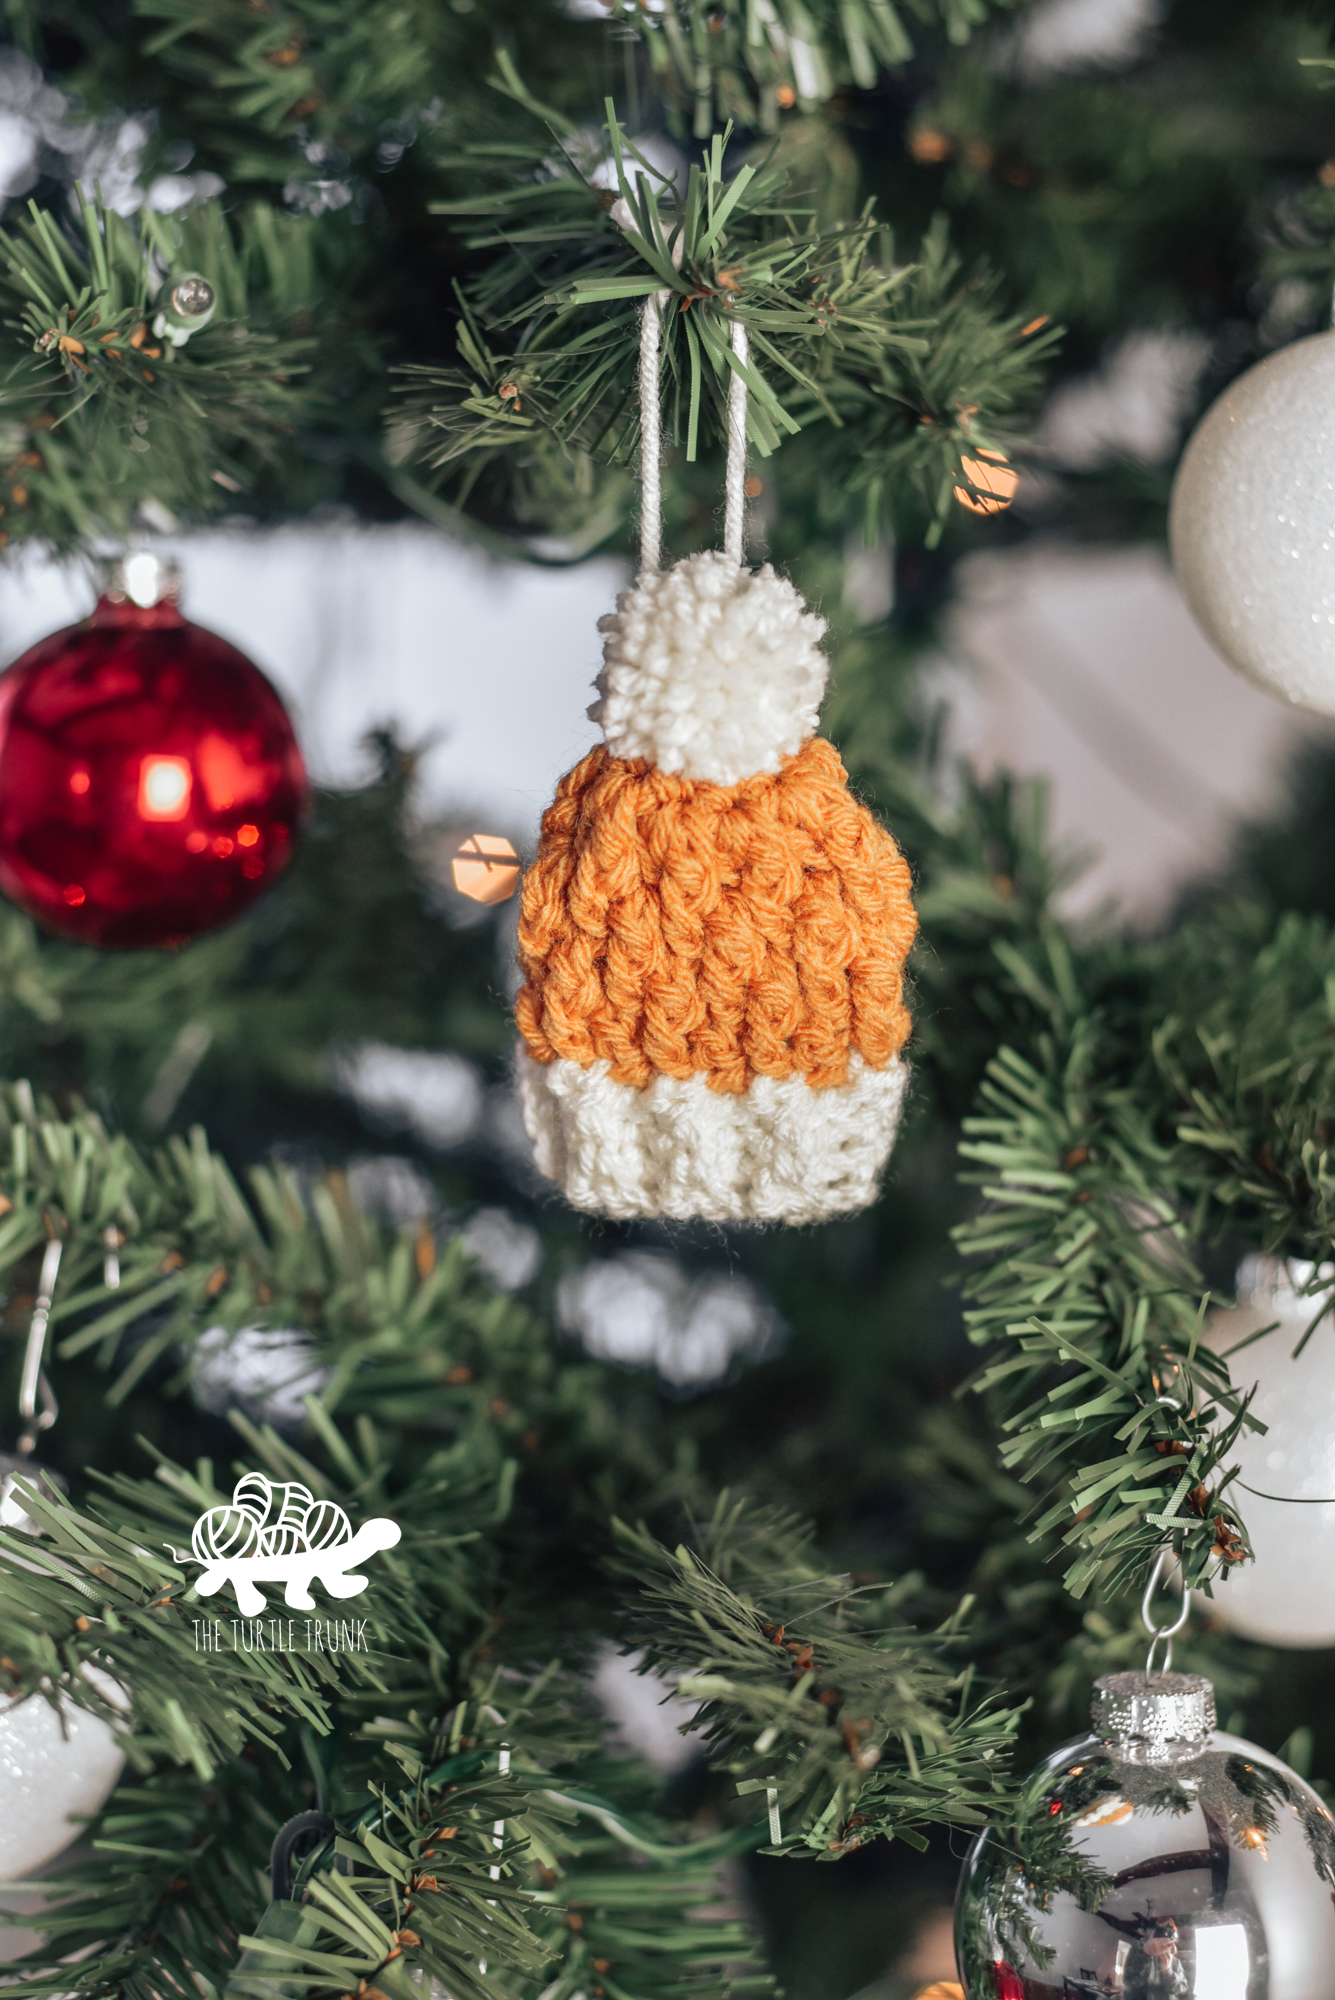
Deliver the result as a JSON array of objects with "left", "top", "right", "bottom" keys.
[{"left": 590, "top": 550, "right": 829, "bottom": 784}]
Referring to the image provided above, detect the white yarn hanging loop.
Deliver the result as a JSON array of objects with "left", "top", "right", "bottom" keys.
[
  {"left": 638, "top": 293, "right": 666, "bottom": 576},
  {"left": 724, "top": 317, "right": 749, "bottom": 565},
  {"left": 638, "top": 301, "right": 750, "bottom": 573}
]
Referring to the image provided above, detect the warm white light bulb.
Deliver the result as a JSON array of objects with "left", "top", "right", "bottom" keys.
[{"left": 451, "top": 833, "right": 520, "bottom": 904}]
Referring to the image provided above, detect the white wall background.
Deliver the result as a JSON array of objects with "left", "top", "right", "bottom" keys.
[
  {"left": 946, "top": 543, "right": 1323, "bottom": 926},
  {"left": 0, "top": 525, "right": 1316, "bottom": 928},
  {"left": 0, "top": 525, "right": 619, "bottom": 848}
]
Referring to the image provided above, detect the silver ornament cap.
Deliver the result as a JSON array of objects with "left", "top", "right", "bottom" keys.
[
  {"left": 103, "top": 550, "right": 182, "bottom": 609},
  {"left": 1091, "top": 1668, "right": 1215, "bottom": 1764}
]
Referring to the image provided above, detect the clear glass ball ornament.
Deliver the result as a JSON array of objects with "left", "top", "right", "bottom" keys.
[
  {"left": 1204, "top": 1257, "right": 1335, "bottom": 1648},
  {"left": 1169, "top": 329, "right": 1335, "bottom": 715},
  {"left": 955, "top": 1670, "right": 1335, "bottom": 1999}
]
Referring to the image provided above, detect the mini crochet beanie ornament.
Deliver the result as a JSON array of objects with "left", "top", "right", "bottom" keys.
[{"left": 514, "top": 308, "right": 917, "bottom": 1223}]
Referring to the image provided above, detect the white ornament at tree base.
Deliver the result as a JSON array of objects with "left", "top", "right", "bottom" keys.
[
  {"left": 1170, "top": 329, "right": 1335, "bottom": 713},
  {"left": 0, "top": 1665, "right": 124, "bottom": 1878},
  {"left": 1205, "top": 1257, "right": 1335, "bottom": 1647}
]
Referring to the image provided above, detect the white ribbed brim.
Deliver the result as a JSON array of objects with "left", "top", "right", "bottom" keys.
[{"left": 516, "top": 1050, "right": 909, "bottom": 1224}]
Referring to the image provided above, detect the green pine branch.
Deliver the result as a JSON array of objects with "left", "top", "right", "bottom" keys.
[
  {"left": 953, "top": 934, "right": 1252, "bottom": 1603},
  {"left": 0, "top": 1764, "right": 282, "bottom": 2000},
  {"left": 0, "top": 748, "right": 515, "bottom": 1132},
  {"left": 129, "top": 0, "right": 1030, "bottom": 164},
  {"left": 399, "top": 111, "right": 1057, "bottom": 544},
  {"left": 1, "top": 1624, "right": 766, "bottom": 2000},
  {"left": 136, "top": 0, "right": 443, "bottom": 162},
  {"left": 580, "top": 0, "right": 1031, "bottom": 138},
  {"left": 128, "top": 0, "right": 592, "bottom": 189},
  {"left": 0, "top": 1416, "right": 769, "bottom": 2000},
  {"left": 0, "top": 190, "right": 362, "bottom": 548},
  {"left": 611, "top": 1495, "right": 1019, "bottom": 1857}
]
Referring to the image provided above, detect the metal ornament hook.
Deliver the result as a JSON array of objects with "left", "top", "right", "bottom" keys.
[
  {"left": 16, "top": 1236, "right": 62, "bottom": 1458},
  {"left": 102, "top": 1224, "right": 121, "bottom": 1292},
  {"left": 269, "top": 1809, "right": 336, "bottom": 1900},
  {"left": 1141, "top": 1545, "right": 1190, "bottom": 1678}
]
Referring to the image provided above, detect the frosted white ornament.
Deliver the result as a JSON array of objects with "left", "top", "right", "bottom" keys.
[
  {"left": 1170, "top": 330, "right": 1335, "bottom": 713},
  {"left": 1205, "top": 1257, "right": 1335, "bottom": 1646},
  {"left": 0, "top": 1665, "right": 125, "bottom": 1878}
]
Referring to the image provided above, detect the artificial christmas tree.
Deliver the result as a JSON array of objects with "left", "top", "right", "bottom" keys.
[{"left": 2, "top": 7, "right": 1335, "bottom": 2000}]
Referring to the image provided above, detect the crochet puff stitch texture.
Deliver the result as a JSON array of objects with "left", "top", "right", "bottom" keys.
[
  {"left": 515, "top": 551, "right": 919, "bottom": 1222},
  {"left": 515, "top": 737, "right": 916, "bottom": 1093}
]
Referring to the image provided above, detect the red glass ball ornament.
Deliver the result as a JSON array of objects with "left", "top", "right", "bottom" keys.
[
  {"left": 0, "top": 559, "right": 307, "bottom": 948},
  {"left": 989, "top": 1965, "right": 1024, "bottom": 2000}
]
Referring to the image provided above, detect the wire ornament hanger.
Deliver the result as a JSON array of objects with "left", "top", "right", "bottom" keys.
[
  {"left": 17, "top": 1234, "right": 62, "bottom": 1458},
  {"left": 1142, "top": 1545, "right": 1190, "bottom": 1678},
  {"left": 0, "top": 1232, "right": 65, "bottom": 1531}
]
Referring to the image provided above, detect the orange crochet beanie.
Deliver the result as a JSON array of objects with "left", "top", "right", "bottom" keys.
[{"left": 515, "top": 547, "right": 917, "bottom": 1222}]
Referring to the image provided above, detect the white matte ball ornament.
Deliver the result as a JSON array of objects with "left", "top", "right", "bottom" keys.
[
  {"left": 0, "top": 1667, "right": 125, "bottom": 1878},
  {"left": 1170, "top": 331, "right": 1335, "bottom": 712},
  {"left": 1206, "top": 1258, "right": 1335, "bottom": 1646}
]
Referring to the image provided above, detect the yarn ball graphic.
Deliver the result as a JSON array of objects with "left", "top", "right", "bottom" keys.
[
  {"left": 185, "top": 1470, "right": 397, "bottom": 1614},
  {"left": 516, "top": 550, "right": 918, "bottom": 1223},
  {"left": 192, "top": 1477, "right": 351, "bottom": 1566},
  {"left": 303, "top": 1497, "right": 356, "bottom": 1552},
  {"left": 192, "top": 1502, "right": 260, "bottom": 1564}
]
